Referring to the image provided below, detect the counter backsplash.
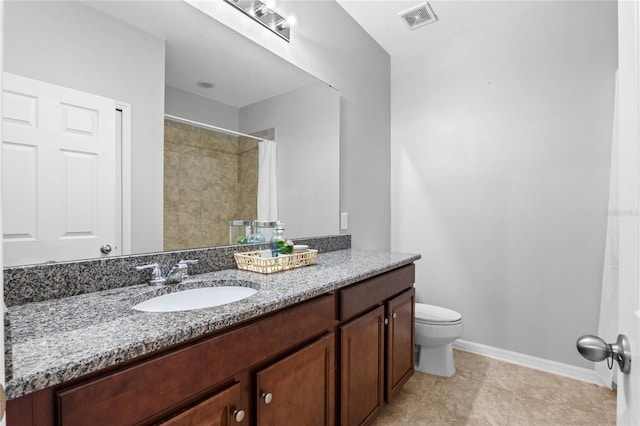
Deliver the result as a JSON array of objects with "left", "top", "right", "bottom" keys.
[{"left": 3, "top": 235, "right": 351, "bottom": 307}]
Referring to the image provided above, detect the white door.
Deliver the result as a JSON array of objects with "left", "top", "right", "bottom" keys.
[
  {"left": 1, "top": 73, "right": 120, "bottom": 266},
  {"left": 617, "top": 1, "right": 640, "bottom": 424}
]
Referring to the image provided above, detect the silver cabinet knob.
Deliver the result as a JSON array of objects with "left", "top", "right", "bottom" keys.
[
  {"left": 100, "top": 244, "right": 112, "bottom": 254},
  {"left": 261, "top": 392, "right": 273, "bottom": 404},
  {"left": 392, "top": 312, "right": 397, "bottom": 319},
  {"left": 233, "top": 409, "right": 245, "bottom": 422},
  {"left": 384, "top": 318, "right": 389, "bottom": 325}
]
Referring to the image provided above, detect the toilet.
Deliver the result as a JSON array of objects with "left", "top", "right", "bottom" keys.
[{"left": 414, "top": 303, "right": 464, "bottom": 377}]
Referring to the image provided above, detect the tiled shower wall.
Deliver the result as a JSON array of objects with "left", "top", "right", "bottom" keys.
[
  {"left": 237, "top": 136, "right": 259, "bottom": 222},
  {"left": 164, "top": 120, "right": 258, "bottom": 250}
]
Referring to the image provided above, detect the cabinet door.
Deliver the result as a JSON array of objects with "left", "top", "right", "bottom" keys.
[
  {"left": 386, "top": 288, "right": 415, "bottom": 401},
  {"left": 161, "top": 382, "right": 245, "bottom": 426},
  {"left": 340, "top": 305, "right": 385, "bottom": 426},
  {"left": 256, "top": 333, "right": 335, "bottom": 426}
]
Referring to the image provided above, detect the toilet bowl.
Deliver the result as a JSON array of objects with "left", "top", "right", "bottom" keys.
[{"left": 414, "top": 303, "right": 463, "bottom": 377}]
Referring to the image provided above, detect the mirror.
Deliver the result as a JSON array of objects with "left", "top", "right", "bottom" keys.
[{"left": 2, "top": 0, "right": 340, "bottom": 266}]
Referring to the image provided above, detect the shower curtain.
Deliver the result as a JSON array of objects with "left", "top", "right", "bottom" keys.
[
  {"left": 597, "top": 71, "right": 619, "bottom": 388},
  {"left": 257, "top": 140, "right": 278, "bottom": 221}
]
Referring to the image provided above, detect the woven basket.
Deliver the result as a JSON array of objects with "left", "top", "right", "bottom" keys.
[{"left": 234, "top": 249, "right": 318, "bottom": 274}]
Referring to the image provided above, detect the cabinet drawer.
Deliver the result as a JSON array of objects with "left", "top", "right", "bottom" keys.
[
  {"left": 340, "top": 264, "right": 415, "bottom": 321},
  {"left": 57, "top": 294, "right": 335, "bottom": 426}
]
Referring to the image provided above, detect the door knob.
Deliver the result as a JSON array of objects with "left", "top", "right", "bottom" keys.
[
  {"left": 100, "top": 244, "right": 112, "bottom": 254},
  {"left": 576, "top": 334, "right": 631, "bottom": 374}
]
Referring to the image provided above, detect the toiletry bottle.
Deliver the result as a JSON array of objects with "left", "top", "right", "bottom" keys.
[
  {"left": 270, "top": 221, "right": 286, "bottom": 257},
  {"left": 247, "top": 221, "right": 265, "bottom": 244}
]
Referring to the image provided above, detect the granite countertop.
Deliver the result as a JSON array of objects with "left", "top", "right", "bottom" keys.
[{"left": 6, "top": 249, "right": 420, "bottom": 400}]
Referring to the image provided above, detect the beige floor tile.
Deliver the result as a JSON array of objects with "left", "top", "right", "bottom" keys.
[
  {"left": 375, "top": 388, "right": 422, "bottom": 424},
  {"left": 370, "top": 372, "right": 437, "bottom": 426},
  {"left": 407, "top": 374, "right": 513, "bottom": 426},
  {"left": 400, "top": 371, "right": 438, "bottom": 399},
  {"left": 600, "top": 386, "right": 617, "bottom": 426},
  {"left": 373, "top": 393, "right": 420, "bottom": 426},
  {"left": 508, "top": 393, "right": 609, "bottom": 426},
  {"left": 453, "top": 350, "right": 519, "bottom": 392},
  {"left": 376, "top": 352, "right": 614, "bottom": 426},
  {"left": 370, "top": 412, "right": 406, "bottom": 426},
  {"left": 514, "top": 366, "right": 604, "bottom": 411}
]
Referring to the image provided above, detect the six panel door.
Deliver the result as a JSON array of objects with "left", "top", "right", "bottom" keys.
[{"left": 2, "top": 72, "right": 118, "bottom": 266}]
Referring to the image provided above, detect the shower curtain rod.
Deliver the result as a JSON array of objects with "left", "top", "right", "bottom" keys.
[{"left": 164, "top": 114, "right": 271, "bottom": 142}]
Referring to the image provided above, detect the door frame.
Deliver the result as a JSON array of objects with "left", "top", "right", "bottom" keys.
[{"left": 116, "top": 102, "right": 132, "bottom": 256}]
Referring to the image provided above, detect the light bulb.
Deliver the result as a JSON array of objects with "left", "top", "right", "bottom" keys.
[
  {"left": 254, "top": 4, "right": 268, "bottom": 17},
  {"left": 285, "top": 14, "right": 298, "bottom": 28}
]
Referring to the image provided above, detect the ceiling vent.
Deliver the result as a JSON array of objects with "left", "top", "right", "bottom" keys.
[{"left": 399, "top": 3, "right": 438, "bottom": 30}]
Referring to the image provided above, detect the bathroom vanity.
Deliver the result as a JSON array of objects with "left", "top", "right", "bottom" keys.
[{"left": 5, "top": 249, "right": 419, "bottom": 425}]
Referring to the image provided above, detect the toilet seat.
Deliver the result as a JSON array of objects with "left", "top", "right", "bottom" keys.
[{"left": 415, "top": 303, "right": 462, "bottom": 325}]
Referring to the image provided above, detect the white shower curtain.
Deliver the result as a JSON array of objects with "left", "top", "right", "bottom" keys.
[
  {"left": 257, "top": 140, "right": 278, "bottom": 221},
  {"left": 596, "top": 71, "right": 619, "bottom": 388}
]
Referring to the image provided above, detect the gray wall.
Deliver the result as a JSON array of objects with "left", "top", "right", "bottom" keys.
[
  {"left": 239, "top": 82, "right": 341, "bottom": 239},
  {"left": 390, "top": 1, "right": 617, "bottom": 367},
  {"left": 188, "top": 0, "right": 391, "bottom": 251},
  {"left": 4, "top": 1, "right": 166, "bottom": 254},
  {"left": 165, "top": 85, "right": 239, "bottom": 132}
]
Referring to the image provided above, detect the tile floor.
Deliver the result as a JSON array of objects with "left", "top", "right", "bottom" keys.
[{"left": 373, "top": 350, "right": 617, "bottom": 426}]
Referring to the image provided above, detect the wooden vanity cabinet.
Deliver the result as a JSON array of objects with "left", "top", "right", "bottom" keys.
[
  {"left": 6, "top": 263, "right": 416, "bottom": 426},
  {"left": 338, "top": 264, "right": 416, "bottom": 426},
  {"left": 53, "top": 294, "right": 335, "bottom": 426}
]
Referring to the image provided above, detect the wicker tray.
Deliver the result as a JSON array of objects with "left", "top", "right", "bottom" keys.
[{"left": 234, "top": 249, "right": 318, "bottom": 274}]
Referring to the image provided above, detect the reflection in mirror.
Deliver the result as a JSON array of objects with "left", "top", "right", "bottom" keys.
[
  {"left": 2, "top": 0, "right": 340, "bottom": 267},
  {"left": 164, "top": 118, "right": 260, "bottom": 251}
]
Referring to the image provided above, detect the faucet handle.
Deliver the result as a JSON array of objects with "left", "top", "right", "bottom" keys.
[
  {"left": 178, "top": 259, "right": 199, "bottom": 279},
  {"left": 135, "top": 263, "right": 165, "bottom": 286}
]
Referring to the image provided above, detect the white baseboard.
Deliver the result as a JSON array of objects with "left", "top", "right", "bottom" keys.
[{"left": 453, "top": 339, "right": 606, "bottom": 387}]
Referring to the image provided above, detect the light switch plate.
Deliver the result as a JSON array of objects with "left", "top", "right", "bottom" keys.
[{"left": 340, "top": 212, "right": 348, "bottom": 230}]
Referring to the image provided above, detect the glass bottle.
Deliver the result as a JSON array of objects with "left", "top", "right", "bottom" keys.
[{"left": 270, "top": 221, "right": 285, "bottom": 257}]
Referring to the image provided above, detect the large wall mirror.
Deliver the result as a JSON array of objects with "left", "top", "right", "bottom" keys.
[{"left": 2, "top": 0, "right": 340, "bottom": 267}]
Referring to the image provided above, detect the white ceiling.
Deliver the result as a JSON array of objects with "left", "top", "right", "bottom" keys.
[
  {"left": 83, "top": 0, "right": 317, "bottom": 108},
  {"left": 336, "top": 0, "right": 547, "bottom": 56},
  {"left": 83, "top": 0, "right": 548, "bottom": 108}
]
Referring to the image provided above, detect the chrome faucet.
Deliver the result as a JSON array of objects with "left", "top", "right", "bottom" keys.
[
  {"left": 135, "top": 263, "right": 166, "bottom": 286},
  {"left": 163, "top": 263, "right": 184, "bottom": 284},
  {"left": 136, "top": 259, "right": 199, "bottom": 286},
  {"left": 177, "top": 259, "right": 199, "bottom": 280}
]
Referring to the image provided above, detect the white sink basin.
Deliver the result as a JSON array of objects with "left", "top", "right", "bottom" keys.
[{"left": 133, "top": 286, "right": 257, "bottom": 312}]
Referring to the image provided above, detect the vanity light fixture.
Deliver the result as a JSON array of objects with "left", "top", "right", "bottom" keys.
[{"left": 223, "top": 0, "right": 296, "bottom": 42}]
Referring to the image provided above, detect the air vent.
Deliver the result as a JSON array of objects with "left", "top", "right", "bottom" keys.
[{"left": 399, "top": 3, "right": 438, "bottom": 30}]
